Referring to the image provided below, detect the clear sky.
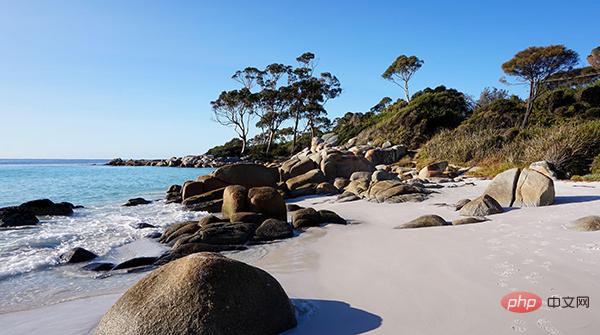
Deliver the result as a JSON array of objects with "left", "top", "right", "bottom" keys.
[{"left": 1, "top": 0, "right": 598, "bottom": 159}]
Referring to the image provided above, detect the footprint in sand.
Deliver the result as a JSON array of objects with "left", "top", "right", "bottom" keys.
[
  {"left": 540, "top": 261, "right": 552, "bottom": 271},
  {"left": 493, "top": 261, "right": 518, "bottom": 287},
  {"left": 537, "top": 319, "right": 560, "bottom": 335},
  {"left": 511, "top": 319, "right": 527, "bottom": 333},
  {"left": 525, "top": 271, "right": 541, "bottom": 284}
]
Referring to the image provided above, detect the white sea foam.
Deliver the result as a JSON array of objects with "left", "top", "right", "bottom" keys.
[{"left": 0, "top": 200, "right": 204, "bottom": 279}]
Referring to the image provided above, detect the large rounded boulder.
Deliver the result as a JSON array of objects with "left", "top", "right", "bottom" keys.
[
  {"left": 513, "top": 169, "right": 555, "bottom": 207},
  {"left": 484, "top": 168, "right": 520, "bottom": 207},
  {"left": 222, "top": 185, "right": 248, "bottom": 218},
  {"left": 212, "top": 164, "right": 279, "bottom": 188},
  {"left": 95, "top": 253, "right": 297, "bottom": 335},
  {"left": 247, "top": 187, "right": 287, "bottom": 220}
]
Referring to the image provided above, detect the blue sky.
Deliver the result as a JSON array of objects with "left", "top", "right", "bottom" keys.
[{"left": 1, "top": 0, "right": 598, "bottom": 159}]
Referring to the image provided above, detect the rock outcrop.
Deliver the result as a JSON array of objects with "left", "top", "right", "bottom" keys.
[
  {"left": 483, "top": 168, "right": 554, "bottom": 208},
  {"left": 0, "top": 207, "right": 39, "bottom": 227},
  {"left": 18, "top": 199, "right": 74, "bottom": 216},
  {"left": 459, "top": 195, "right": 503, "bottom": 216},
  {"left": 60, "top": 247, "right": 98, "bottom": 263},
  {"left": 513, "top": 169, "right": 555, "bottom": 207}
]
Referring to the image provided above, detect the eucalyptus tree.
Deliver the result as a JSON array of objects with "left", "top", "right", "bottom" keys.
[
  {"left": 382, "top": 55, "right": 424, "bottom": 101},
  {"left": 501, "top": 45, "right": 578, "bottom": 128},
  {"left": 210, "top": 88, "right": 256, "bottom": 155},
  {"left": 287, "top": 52, "right": 341, "bottom": 152}
]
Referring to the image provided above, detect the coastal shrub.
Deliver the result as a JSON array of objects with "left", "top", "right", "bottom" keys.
[
  {"left": 417, "top": 126, "right": 510, "bottom": 166},
  {"left": 519, "top": 121, "right": 600, "bottom": 176},
  {"left": 578, "top": 85, "right": 600, "bottom": 107},
  {"left": 591, "top": 154, "right": 600, "bottom": 174},
  {"left": 355, "top": 86, "right": 470, "bottom": 148},
  {"left": 418, "top": 120, "right": 600, "bottom": 177}
]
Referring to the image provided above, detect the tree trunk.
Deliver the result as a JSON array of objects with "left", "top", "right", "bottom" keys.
[
  {"left": 520, "top": 81, "right": 536, "bottom": 129},
  {"left": 266, "top": 129, "right": 274, "bottom": 154},
  {"left": 404, "top": 79, "right": 410, "bottom": 102},
  {"left": 240, "top": 136, "right": 247, "bottom": 156},
  {"left": 291, "top": 113, "right": 300, "bottom": 154}
]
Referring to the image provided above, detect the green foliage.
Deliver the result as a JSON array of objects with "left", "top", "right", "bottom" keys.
[
  {"left": 355, "top": 86, "right": 470, "bottom": 148},
  {"left": 502, "top": 45, "right": 579, "bottom": 82},
  {"left": 206, "top": 138, "right": 243, "bottom": 157},
  {"left": 382, "top": 55, "right": 424, "bottom": 101},
  {"left": 591, "top": 154, "right": 600, "bottom": 174},
  {"left": 419, "top": 120, "right": 600, "bottom": 177}
]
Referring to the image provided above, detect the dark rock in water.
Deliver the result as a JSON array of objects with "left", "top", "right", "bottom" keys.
[
  {"left": 0, "top": 207, "right": 39, "bottom": 227},
  {"left": 144, "top": 231, "right": 162, "bottom": 239},
  {"left": 122, "top": 198, "right": 152, "bottom": 207},
  {"left": 82, "top": 262, "right": 115, "bottom": 271},
  {"left": 167, "top": 184, "right": 182, "bottom": 194},
  {"left": 292, "top": 208, "right": 321, "bottom": 228},
  {"left": 95, "top": 253, "right": 297, "bottom": 335},
  {"left": 19, "top": 199, "right": 74, "bottom": 216},
  {"left": 253, "top": 219, "right": 294, "bottom": 241},
  {"left": 198, "top": 215, "right": 227, "bottom": 227},
  {"left": 182, "top": 187, "right": 226, "bottom": 206},
  {"left": 185, "top": 199, "right": 222, "bottom": 213},
  {"left": 395, "top": 215, "right": 448, "bottom": 229},
  {"left": 318, "top": 209, "right": 347, "bottom": 225},
  {"left": 286, "top": 204, "right": 304, "bottom": 212},
  {"left": 73, "top": 205, "right": 85, "bottom": 209},
  {"left": 162, "top": 221, "right": 201, "bottom": 244},
  {"left": 159, "top": 221, "right": 194, "bottom": 243},
  {"left": 112, "top": 257, "right": 158, "bottom": 270},
  {"left": 132, "top": 222, "right": 156, "bottom": 229},
  {"left": 186, "top": 222, "right": 257, "bottom": 245},
  {"left": 60, "top": 247, "right": 98, "bottom": 263}
]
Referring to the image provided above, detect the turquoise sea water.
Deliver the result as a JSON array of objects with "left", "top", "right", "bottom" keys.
[
  {"left": 0, "top": 159, "right": 213, "bottom": 311},
  {"left": 0, "top": 159, "right": 212, "bottom": 207}
]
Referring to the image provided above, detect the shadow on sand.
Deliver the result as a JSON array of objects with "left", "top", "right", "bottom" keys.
[
  {"left": 554, "top": 195, "right": 600, "bottom": 205},
  {"left": 283, "top": 299, "right": 382, "bottom": 335}
]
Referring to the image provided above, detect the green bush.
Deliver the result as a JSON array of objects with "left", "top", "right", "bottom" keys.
[
  {"left": 591, "top": 154, "right": 600, "bottom": 174},
  {"left": 205, "top": 138, "right": 243, "bottom": 157},
  {"left": 355, "top": 86, "right": 470, "bottom": 148}
]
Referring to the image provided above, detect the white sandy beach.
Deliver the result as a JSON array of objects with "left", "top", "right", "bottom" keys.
[{"left": 1, "top": 179, "right": 599, "bottom": 335}]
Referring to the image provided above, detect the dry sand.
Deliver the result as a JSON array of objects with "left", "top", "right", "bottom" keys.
[{"left": 1, "top": 179, "right": 599, "bottom": 334}]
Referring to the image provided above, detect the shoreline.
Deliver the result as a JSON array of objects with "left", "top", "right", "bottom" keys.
[{"left": 2, "top": 179, "right": 599, "bottom": 334}]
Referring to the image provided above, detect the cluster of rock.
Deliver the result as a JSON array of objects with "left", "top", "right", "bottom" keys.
[
  {"left": 394, "top": 167, "right": 558, "bottom": 230},
  {"left": 106, "top": 155, "right": 252, "bottom": 168},
  {"left": 0, "top": 199, "right": 78, "bottom": 227},
  {"left": 164, "top": 138, "right": 470, "bottom": 212}
]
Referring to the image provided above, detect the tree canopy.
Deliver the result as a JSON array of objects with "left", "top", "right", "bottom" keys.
[
  {"left": 501, "top": 45, "right": 579, "bottom": 128},
  {"left": 382, "top": 55, "right": 424, "bottom": 101}
]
